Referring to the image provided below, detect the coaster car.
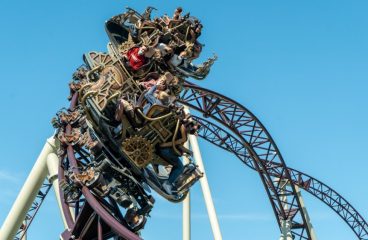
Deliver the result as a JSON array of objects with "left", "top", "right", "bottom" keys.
[
  {"left": 55, "top": 58, "right": 202, "bottom": 231},
  {"left": 104, "top": 8, "right": 217, "bottom": 80},
  {"left": 55, "top": 7, "right": 209, "bottom": 232},
  {"left": 76, "top": 55, "right": 203, "bottom": 204}
]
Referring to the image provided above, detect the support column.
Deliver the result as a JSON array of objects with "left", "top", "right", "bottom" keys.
[
  {"left": 279, "top": 220, "right": 293, "bottom": 240},
  {"left": 0, "top": 137, "right": 56, "bottom": 240},
  {"left": 295, "top": 185, "right": 317, "bottom": 240},
  {"left": 19, "top": 221, "right": 27, "bottom": 240},
  {"left": 278, "top": 178, "right": 293, "bottom": 240},
  {"left": 277, "top": 178, "right": 317, "bottom": 240},
  {"left": 46, "top": 152, "right": 70, "bottom": 230},
  {"left": 188, "top": 134, "right": 223, "bottom": 240},
  {"left": 182, "top": 141, "right": 191, "bottom": 240}
]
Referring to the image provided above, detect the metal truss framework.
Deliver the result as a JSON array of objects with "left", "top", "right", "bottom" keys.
[
  {"left": 12, "top": 83, "right": 368, "bottom": 240},
  {"left": 194, "top": 116, "right": 368, "bottom": 239},
  {"left": 14, "top": 182, "right": 52, "bottom": 240},
  {"left": 58, "top": 93, "right": 141, "bottom": 240},
  {"left": 178, "top": 83, "right": 312, "bottom": 239},
  {"left": 185, "top": 100, "right": 368, "bottom": 239}
]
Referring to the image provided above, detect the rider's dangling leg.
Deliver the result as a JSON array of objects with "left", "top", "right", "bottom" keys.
[
  {"left": 115, "top": 98, "right": 143, "bottom": 127},
  {"left": 115, "top": 98, "right": 133, "bottom": 121},
  {"left": 156, "top": 147, "right": 184, "bottom": 194}
]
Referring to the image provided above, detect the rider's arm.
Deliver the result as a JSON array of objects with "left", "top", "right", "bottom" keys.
[{"left": 144, "top": 85, "right": 158, "bottom": 105}]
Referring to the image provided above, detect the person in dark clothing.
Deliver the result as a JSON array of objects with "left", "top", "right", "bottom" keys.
[
  {"left": 172, "top": 7, "right": 183, "bottom": 21},
  {"left": 156, "top": 147, "right": 184, "bottom": 194},
  {"left": 143, "top": 84, "right": 184, "bottom": 194}
]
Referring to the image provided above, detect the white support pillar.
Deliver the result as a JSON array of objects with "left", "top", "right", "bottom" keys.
[
  {"left": 277, "top": 178, "right": 317, "bottom": 240},
  {"left": 19, "top": 221, "right": 27, "bottom": 240},
  {"left": 182, "top": 192, "right": 191, "bottom": 240},
  {"left": 21, "top": 232, "right": 27, "bottom": 240},
  {"left": 295, "top": 185, "right": 317, "bottom": 240},
  {"left": 278, "top": 179, "right": 293, "bottom": 240},
  {"left": 188, "top": 134, "right": 223, "bottom": 240},
  {"left": 46, "top": 152, "right": 70, "bottom": 229},
  {"left": 0, "top": 137, "right": 56, "bottom": 240},
  {"left": 279, "top": 220, "right": 293, "bottom": 240},
  {"left": 182, "top": 141, "right": 191, "bottom": 240}
]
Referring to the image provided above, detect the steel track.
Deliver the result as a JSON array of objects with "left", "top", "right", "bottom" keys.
[
  {"left": 14, "top": 182, "right": 52, "bottom": 240},
  {"left": 193, "top": 115, "right": 368, "bottom": 240},
  {"left": 178, "top": 83, "right": 312, "bottom": 239},
  {"left": 17, "top": 83, "right": 368, "bottom": 240},
  {"left": 57, "top": 93, "right": 141, "bottom": 240}
]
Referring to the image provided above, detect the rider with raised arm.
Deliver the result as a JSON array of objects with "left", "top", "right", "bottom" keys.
[{"left": 143, "top": 82, "right": 184, "bottom": 194}]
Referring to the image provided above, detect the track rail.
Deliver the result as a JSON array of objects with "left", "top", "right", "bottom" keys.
[
  {"left": 57, "top": 93, "right": 141, "bottom": 240},
  {"left": 14, "top": 182, "right": 52, "bottom": 240},
  {"left": 16, "top": 82, "right": 368, "bottom": 240},
  {"left": 191, "top": 111, "right": 368, "bottom": 239},
  {"left": 179, "top": 83, "right": 312, "bottom": 239}
]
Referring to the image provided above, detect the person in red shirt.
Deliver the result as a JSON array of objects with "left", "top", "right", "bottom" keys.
[{"left": 126, "top": 46, "right": 148, "bottom": 71}]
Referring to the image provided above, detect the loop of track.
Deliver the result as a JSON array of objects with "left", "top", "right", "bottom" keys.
[{"left": 54, "top": 76, "right": 368, "bottom": 239}]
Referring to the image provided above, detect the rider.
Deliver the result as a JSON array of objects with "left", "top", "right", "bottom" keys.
[
  {"left": 157, "top": 146, "right": 184, "bottom": 194},
  {"left": 143, "top": 83, "right": 171, "bottom": 114},
  {"left": 125, "top": 45, "right": 149, "bottom": 71},
  {"left": 115, "top": 72, "right": 174, "bottom": 127},
  {"left": 172, "top": 7, "right": 183, "bottom": 21},
  {"left": 143, "top": 83, "right": 184, "bottom": 194},
  {"left": 115, "top": 98, "right": 137, "bottom": 125}
]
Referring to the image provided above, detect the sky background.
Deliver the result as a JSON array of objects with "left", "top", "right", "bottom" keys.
[{"left": 1, "top": 0, "right": 368, "bottom": 239}]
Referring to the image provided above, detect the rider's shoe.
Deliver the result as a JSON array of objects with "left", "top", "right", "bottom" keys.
[
  {"left": 125, "top": 208, "right": 147, "bottom": 231},
  {"left": 130, "top": 214, "right": 147, "bottom": 231},
  {"left": 162, "top": 181, "right": 173, "bottom": 195}
]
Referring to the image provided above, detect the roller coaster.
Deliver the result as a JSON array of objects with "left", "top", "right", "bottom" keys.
[{"left": 1, "top": 7, "right": 368, "bottom": 240}]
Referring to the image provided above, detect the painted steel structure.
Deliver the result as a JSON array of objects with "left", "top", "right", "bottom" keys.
[
  {"left": 188, "top": 134, "right": 223, "bottom": 240},
  {"left": 192, "top": 114, "right": 368, "bottom": 240},
  {"left": 2, "top": 84, "right": 368, "bottom": 240},
  {"left": 179, "top": 83, "right": 313, "bottom": 239},
  {"left": 0, "top": 138, "right": 56, "bottom": 240}
]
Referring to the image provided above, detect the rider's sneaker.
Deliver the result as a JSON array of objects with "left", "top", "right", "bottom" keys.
[
  {"left": 125, "top": 208, "right": 147, "bottom": 231},
  {"left": 131, "top": 215, "right": 147, "bottom": 231},
  {"left": 162, "top": 181, "right": 173, "bottom": 195}
]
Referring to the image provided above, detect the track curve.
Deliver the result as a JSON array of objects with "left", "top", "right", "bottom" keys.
[
  {"left": 186, "top": 104, "right": 368, "bottom": 239},
  {"left": 181, "top": 85, "right": 368, "bottom": 240},
  {"left": 57, "top": 92, "right": 141, "bottom": 240},
  {"left": 55, "top": 53, "right": 367, "bottom": 239},
  {"left": 179, "top": 82, "right": 313, "bottom": 239}
]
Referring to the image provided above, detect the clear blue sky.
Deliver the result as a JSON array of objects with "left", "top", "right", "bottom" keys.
[{"left": 1, "top": 0, "right": 368, "bottom": 239}]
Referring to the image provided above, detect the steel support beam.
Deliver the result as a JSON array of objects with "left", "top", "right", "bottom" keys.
[
  {"left": 182, "top": 141, "right": 191, "bottom": 240},
  {"left": 193, "top": 115, "right": 368, "bottom": 239},
  {"left": 188, "top": 134, "right": 223, "bottom": 240},
  {"left": 46, "top": 152, "right": 70, "bottom": 230},
  {"left": 295, "top": 185, "right": 317, "bottom": 240},
  {"left": 0, "top": 137, "right": 56, "bottom": 240}
]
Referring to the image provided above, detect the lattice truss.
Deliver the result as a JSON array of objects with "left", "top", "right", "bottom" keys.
[
  {"left": 14, "top": 182, "right": 52, "bottom": 240},
  {"left": 190, "top": 111, "right": 368, "bottom": 240},
  {"left": 14, "top": 84, "right": 368, "bottom": 240},
  {"left": 179, "top": 83, "right": 368, "bottom": 240}
]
